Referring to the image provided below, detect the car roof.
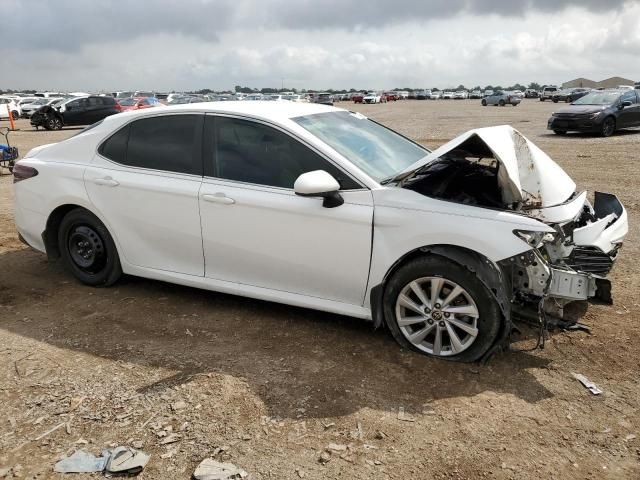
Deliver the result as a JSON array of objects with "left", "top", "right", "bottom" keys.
[{"left": 105, "top": 100, "right": 337, "bottom": 123}]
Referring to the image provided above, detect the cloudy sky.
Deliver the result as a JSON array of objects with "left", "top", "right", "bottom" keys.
[{"left": 3, "top": 0, "right": 639, "bottom": 92}]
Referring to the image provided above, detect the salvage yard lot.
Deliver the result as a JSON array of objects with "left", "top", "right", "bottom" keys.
[{"left": 1, "top": 99, "right": 639, "bottom": 479}]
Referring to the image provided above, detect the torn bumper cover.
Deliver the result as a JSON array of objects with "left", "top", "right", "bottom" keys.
[{"left": 503, "top": 191, "right": 627, "bottom": 310}]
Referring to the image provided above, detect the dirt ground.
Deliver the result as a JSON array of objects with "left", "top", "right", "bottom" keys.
[{"left": 1, "top": 100, "right": 639, "bottom": 479}]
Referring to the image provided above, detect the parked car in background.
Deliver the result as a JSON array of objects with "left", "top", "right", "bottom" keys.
[
  {"left": 547, "top": 89, "right": 640, "bottom": 137},
  {"left": 552, "top": 88, "right": 591, "bottom": 103},
  {"left": 524, "top": 89, "right": 539, "bottom": 98},
  {"left": 429, "top": 91, "right": 441, "bottom": 100},
  {"left": 13, "top": 103, "right": 627, "bottom": 362},
  {"left": 20, "top": 97, "right": 62, "bottom": 118},
  {"left": 396, "top": 91, "right": 409, "bottom": 99},
  {"left": 311, "top": 93, "right": 334, "bottom": 105},
  {"left": 118, "top": 97, "right": 164, "bottom": 111},
  {"left": 363, "top": 92, "right": 385, "bottom": 104},
  {"left": 133, "top": 91, "right": 155, "bottom": 98},
  {"left": 112, "top": 91, "right": 135, "bottom": 99},
  {"left": 539, "top": 86, "right": 559, "bottom": 101},
  {"left": 481, "top": 91, "right": 521, "bottom": 106},
  {"left": 511, "top": 90, "right": 524, "bottom": 99},
  {"left": 352, "top": 92, "right": 365, "bottom": 103},
  {"left": 383, "top": 92, "right": 398, "bottom": 101},
  {"left": 0, "top": 97, "right": 21, "bottom": 120},
  {"left": 453, "top": 91, "right": 469, "bottom": 100},
  {"left": 442, "top": 91, "right": 455, "bottom": 99},
  {"left": 469, "top": 90, "right": 483, "bottom": 99},
  {"left": 415, "top": 90, "right": 428, "bottom": 100},
  {"left": 30, "top": 95, "right": 121, "bottom": 130}
]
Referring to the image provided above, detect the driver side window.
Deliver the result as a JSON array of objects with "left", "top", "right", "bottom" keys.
[
  {"left": 621, "top": 91, "right": 638, "bottom": 104},
  {"left": 208, "top": 116, "right": 360, "bottom": 190}
]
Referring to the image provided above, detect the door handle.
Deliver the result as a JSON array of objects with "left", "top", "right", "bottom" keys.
[
  {"left": 92, "top": 177, "right": 119, "bottom": 187},
  {"left": 201, "top": 193, "right": 235, "bottom": 205}
]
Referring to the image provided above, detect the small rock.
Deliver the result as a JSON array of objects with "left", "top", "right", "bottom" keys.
[
  {"left": 193, "top": 459, "right": 249, "bottom": 479},
  {"left": 159, "top": 433, "right": 182, "bottom": 445},
  {"left": 171, "top": 401, "right": 187, "bottom": 411},
  {"left": 132, "top": 440, "right": 144, "bottom": 449},
  {"left": 327, "top": 443, "right": 347, "bottom": 452},
  {"left": 295, "top": 468, "right": 305, "bottom": 478},
  {"left": 318, "top": 452, "right": 331, "bottom": 464},
  {"left": 0, "top": 467, "right": 10, "bottom": 478},
  {"left": 624, "top": 434, "right": 636, "bottom": 442}
]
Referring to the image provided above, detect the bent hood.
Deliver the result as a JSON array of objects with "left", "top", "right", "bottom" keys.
[{"left": 399, "top": 125, "right": 575, "bottom": 208}]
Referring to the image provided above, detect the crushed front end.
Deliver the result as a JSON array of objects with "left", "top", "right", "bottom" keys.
[{"left": 501, "top": 191, "right": 627, "bottom": 325}]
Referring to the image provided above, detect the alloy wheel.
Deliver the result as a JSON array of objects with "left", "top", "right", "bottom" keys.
[{"left": 394, "top": 276, "right": 479, "bottom": 357}]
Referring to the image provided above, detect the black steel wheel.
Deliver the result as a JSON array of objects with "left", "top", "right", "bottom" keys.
[{"left": 58, "top": 208, "right": 122, "bottom": 286}]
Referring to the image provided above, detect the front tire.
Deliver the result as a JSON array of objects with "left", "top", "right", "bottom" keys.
[
  {"left": 601, "top": 117, "right": 616, "bottom": 137},
  {"left": 481, "top": 99, "right": 487, "bottom": 106},
  {"left": 498, "top": 100, "right": 505, "bottom": 106},
  {"left": 58, "top": 208, "right": 122, "bottom": 287},
  {"left": 47, "top": 117, "right": 63, "bottom": 130},
  {"left": 383, "top": 256, "right": 502, "bottom": 362}
]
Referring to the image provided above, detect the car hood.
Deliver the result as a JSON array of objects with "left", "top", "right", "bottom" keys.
[
  {"left": 396, "top": 125, "right": 575, "bottom": 209},
  {"left": 555, "top": 105, "right": 607, "bottom": 114}
]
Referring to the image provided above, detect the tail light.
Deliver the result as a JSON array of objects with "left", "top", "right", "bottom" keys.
[{"left": 13, "top": 163, "right": 39, "bottom": 183}]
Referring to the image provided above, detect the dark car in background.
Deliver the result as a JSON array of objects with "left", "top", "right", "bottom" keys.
[
  {"left": 311, "top": 93, "right": 334, "bottom": 106},
  {"left": 31, "top": 96, "right": 121, "bottom": 130},
  {"left": 552, "top": 88, "right": 591, "bottom": 103},
  {"left": 547, "top": 89, "right": 640, "bottom": 137}
]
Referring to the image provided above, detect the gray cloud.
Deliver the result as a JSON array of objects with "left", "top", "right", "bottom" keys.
[{"left": 4, "top": 0, "right": 630, "bottom": 51}]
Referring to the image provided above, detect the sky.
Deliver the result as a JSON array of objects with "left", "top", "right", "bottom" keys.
[{"left": 2, "top": 0, "right": 639, "bottom": 92}]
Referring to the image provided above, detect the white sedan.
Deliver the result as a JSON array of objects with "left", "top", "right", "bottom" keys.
[
  {"left": 13, "top": 102, "right": 628, "bottom": 362},
  {"left": 363, "top": 92, "right": 385, "bottom": 104}
]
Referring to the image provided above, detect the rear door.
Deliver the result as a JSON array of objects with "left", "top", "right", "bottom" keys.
[
  {"left": 198, "top": 115, "right": 374, "bottom": 305},
  {"left": 85, "top": 113, "right": 205, "bottom": 276}
]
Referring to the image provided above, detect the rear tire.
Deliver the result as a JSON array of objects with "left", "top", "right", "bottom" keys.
[
  {"left": 481, "top": 99, "right": 487, "bottom": 106},
  {"left": 498, "top": 100, "right": 505, "bottom": 106},
  {"left": 383, "top": 255, "right": 502, "bottom": 362},
  {"left": 58, "top": 208, "right": 122, "bottom": 287}
]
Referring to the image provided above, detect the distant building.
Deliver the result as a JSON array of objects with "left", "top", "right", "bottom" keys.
[
  {"left": 562, "top": 76, "right": 636, "bottom": 89},
  {"left": 562, "top": 78, "right": 598, "bottom": 88}
]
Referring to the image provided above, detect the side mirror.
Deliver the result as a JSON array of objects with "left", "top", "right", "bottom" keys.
[
  {"left": 621, "top": 101, "right": 632, "bottom": 108},
  {"left": 294, "top": 170, "right": 344, "bottom": 208}
]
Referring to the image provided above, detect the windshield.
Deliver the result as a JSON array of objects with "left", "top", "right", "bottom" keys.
[
  {"left": 573, "top": 91, "right": 621, "bottom": 105},
  {"left": 293, "top": 111, "right": 428, "bottom": 182}
]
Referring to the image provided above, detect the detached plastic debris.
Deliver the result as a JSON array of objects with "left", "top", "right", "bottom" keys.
[
  {"left": 193, "top": 458, "right": 250, "bottom": 480},
  {"left": 54, "top": 447, "right": 149, "bottom": 475},
  {"left": 572, "top": 373, "right": 603, "bottom": 395}
]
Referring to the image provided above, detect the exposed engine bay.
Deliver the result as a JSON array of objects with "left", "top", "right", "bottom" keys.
[{"left": 398, "top": 126, "right": 628, "bottom": 344}]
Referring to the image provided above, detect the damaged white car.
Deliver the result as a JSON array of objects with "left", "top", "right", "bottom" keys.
[{"left": 13, "top": 103, "right": 628, "bottom": 362}]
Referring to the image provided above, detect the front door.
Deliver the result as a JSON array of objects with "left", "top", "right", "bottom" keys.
[{"left": 199, "top": 115, "right": 374, "bottom": 305}]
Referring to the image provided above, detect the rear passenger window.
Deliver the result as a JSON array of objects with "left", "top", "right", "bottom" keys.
[{"left": 98, "top": 115, "right": 202, "bottom": 175}]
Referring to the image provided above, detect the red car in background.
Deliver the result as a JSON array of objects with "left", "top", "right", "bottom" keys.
[
  {"left": 383, "top": 92, "right": 398, "bottom": 101},
  {"left": 352, "top": 92, "right": 364, "bottom": 103},
  {"left": 117, "top": 97, "right": 163, "bottom": 111}
]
